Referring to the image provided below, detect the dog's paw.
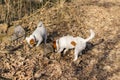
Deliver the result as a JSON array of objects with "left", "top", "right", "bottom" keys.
[
  {"left": 73, "top": 58, "right": 77, "bottom": 61},
  {"left": 36, "top": 45, "right": 39, "bottom": 47}
]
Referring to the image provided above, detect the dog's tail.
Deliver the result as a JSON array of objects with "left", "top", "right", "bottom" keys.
[
  {"left": 85, "top": 29, "right": 95, "bottom": 42},
  {"left": 37, "top": 21, "right": 43, "bottom": 27}
]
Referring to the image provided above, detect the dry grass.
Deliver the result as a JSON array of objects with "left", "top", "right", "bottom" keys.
[{"left": 0, "top": 0, "right": 56, "bottom": 24}]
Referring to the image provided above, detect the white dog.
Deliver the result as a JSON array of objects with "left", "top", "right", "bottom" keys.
[
  {"left": 26, "top": 21, "right": 47, "bottom": 47},
  {"left": 53, "top": 29, "right": 95, "bottom": 61}
]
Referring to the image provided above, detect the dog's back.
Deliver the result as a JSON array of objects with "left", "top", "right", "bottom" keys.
[
  {"left": 59, "top": 36, "right": 76, "bottom": 49},
  {"left": 32, "top": 22, "right": 46, "bottom": 37}
]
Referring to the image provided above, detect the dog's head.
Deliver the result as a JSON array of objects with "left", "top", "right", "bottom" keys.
[
  {"left": 25, "top": 36, "right": 36, "bottom": 47},
  {"left": 53, "top": 39, "right": 59, "bottom": 52}
]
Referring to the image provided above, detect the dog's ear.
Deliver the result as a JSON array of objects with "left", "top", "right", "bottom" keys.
[
  {"left": 30, "top": 39, "right": 35, "bottom": 46},
  {"left": 53, "top": 40, "right": 57, "bottom": 49},
  {"left": 53, "top": 40, "right": 56, "bottom": 43}
]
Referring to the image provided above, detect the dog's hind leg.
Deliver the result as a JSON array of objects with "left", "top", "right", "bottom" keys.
[
  {"left": 73, "top": 45, "right": 83, "bottom": 61},
  {"left": 44, "top": 34, "right": 47, "bottom": 44},
  {"left": 73, "top": 50, "right": 79, "bottom": 61}
]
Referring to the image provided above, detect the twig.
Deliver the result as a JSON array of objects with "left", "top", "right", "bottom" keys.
[
  {"left": 0, "top": 44, "right": 23, "bottom": 54},
  {"left": 0, "top": 50, "right": 13, "bottom": 53},
  {"left": 11, "top": 34, "right": 25, "bottom": 41}
]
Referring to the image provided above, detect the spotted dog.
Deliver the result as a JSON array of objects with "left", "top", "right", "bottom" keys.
[
  {"left": 26, "top": 21, "right": 47, "bottom": 47},
  {"left": 53, "top": 29, "right": 95, "bottom": 61}
]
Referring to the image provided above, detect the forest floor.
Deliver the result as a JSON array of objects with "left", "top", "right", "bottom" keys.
[{"left": 0, "top": 0, "right": 120, "bottom": 80}]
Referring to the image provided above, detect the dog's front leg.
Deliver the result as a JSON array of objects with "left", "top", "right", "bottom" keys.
[
  {"left": 36, "top": 39, "right": 42, "bottom": 47},
  {"left": 63, "top": 48, "right": 69, "bottom": 54},
  {"left": 58, "top": 48, "right": 64, "bottom": 53}
]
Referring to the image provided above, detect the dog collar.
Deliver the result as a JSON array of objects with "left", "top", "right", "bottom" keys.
[{"left": 33, "top": 35, "right": 37, "bottom": 42}]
